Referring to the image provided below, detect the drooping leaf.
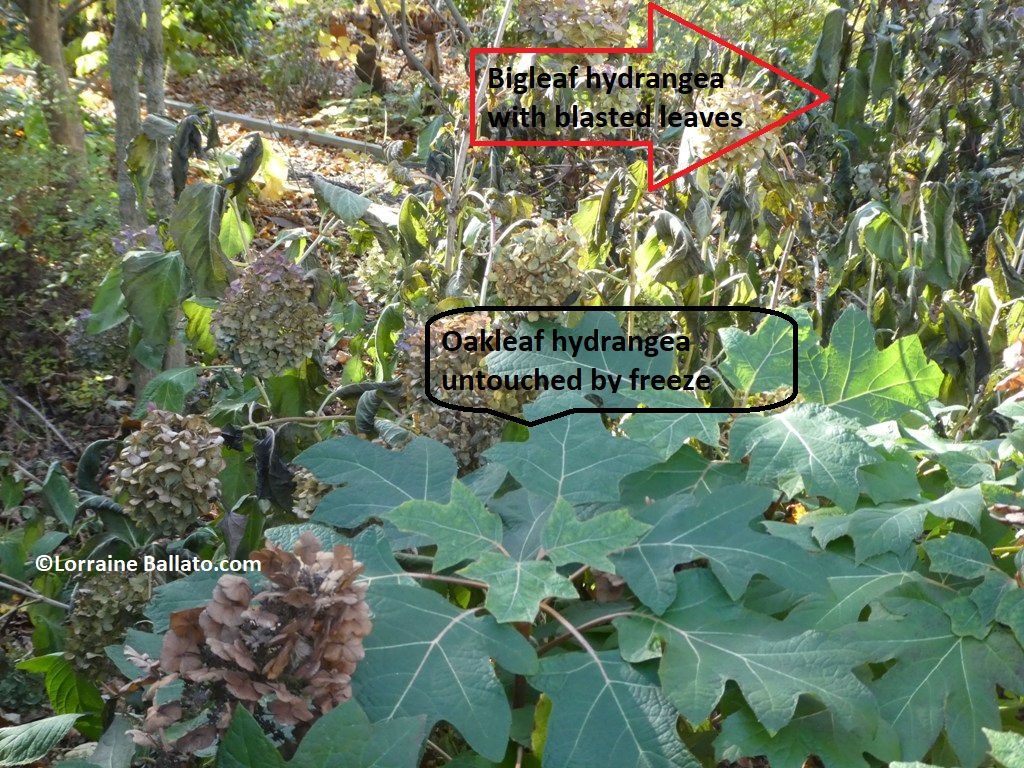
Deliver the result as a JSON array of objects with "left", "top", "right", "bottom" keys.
[
  {"left": 182, "top": 298, "right": 217, "bottom": 355},
  {"left": 353, "top": 584, "right": 537, "bottom": 762},
  {"left": 458, "top": 551, "right": 577, "bottom": 623},
  {"left": 540, "top": 497, "right": 650, "bottom": 571},
  {"left": 221, "top": 133, "right": 263, "bottom": 197},
  {"left": 253, "top": 429, "right": 294, "bottom": 511},
  {"left": 75, "top": 439, "right": 118, "bottom": 495},
  {"left": 126, "top": 132, "right": 158, "bottom": 207},
  {"left": 919, "top": 182, "right": 970, "bottom": 289},
  {"left": 120, "top": 250, "right": 187, "bottom": 349},
  {"left": 834, "top": 66, "right": 869, "bottom": 129},
  {"left": 313, "top": 177, "right": 372, "bottom": 223},
  {"left": 168, "top": 182, "right": 237, "bottom": 298},
  {"left": 840, "top": 597, "right": 1024, "bottom": 767},
  {"left": 529, "top": 651, "right": 698, "bottom": 768},
  {"left": 806, "top": 5, "right": 846, "bottom": 91},
  {"left": 615, "top": 570, "right": 878, "bottom": 735},
  {"left": 719, "top": 313, "right": 798, "bottom": 394},
  {"left": 398, "top": 194, "right": 430, "bottom": 262},
  {"left": 484, "top": 413, "right": 659, "bottom": 504},
  {"left": 218, "top": 206, "right": 254, "bottom": 260},
  {"left": 295, "top": 436, "right": 456, "bottom": 528},
  {"left": 730, "top": 404, "right": 880, "bottom": 511},
  {"left": 612, "top": 484, "right": 826, "bottom": 611},
  {"left": 801, "top": 308, "right": 943, "bottom": 424},
  {"left": 133, "top": 367, "right": 200, "bottom": 416},
  {"left": 87, "top": 266, "right": 128, "bottom": 334},
  {"left": 40, "top": 463, "right": 77, "bottom": 529},
  {"left": 389, "top": 480, "right": 503, "bottom": 570},
  {"left": 0, "top": 714, "right": 83, "bottom": 767}
]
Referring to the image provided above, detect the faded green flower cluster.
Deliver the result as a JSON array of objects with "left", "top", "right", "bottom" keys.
[
  {"left": 354, "top": 245, "right": 404, "bottom": 303},
  {"left": 213, "top": 253, "right": 323, "bottom": 378},
  {"left": 492, "top": 223, "right": 582, "bottom": 321},
  {"left": 65, "top": 572, "right": 150, "bottom": 675},
  {"left": 519, "top": 0, "right": 631, "bottom": 48},
  {"left": 682, "top": 85, "right": 782, "bottom": 174},
  {"left": 110, "top": 410, "right": 225, "bottom": 537}
]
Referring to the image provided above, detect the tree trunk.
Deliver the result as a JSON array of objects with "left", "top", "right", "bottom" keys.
[
  {"left": 109, "top": 0, "right": 145, "bottom": 229},
  {"left": 141, "top": 0, "right": 175, "bottom": 220},
  {"left": 18, "top": 0, "right": 87, "bottom": 164}
]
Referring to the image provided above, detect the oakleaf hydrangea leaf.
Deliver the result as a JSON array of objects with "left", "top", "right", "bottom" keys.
[
  {"left": 615, "top": 570, "right": 879, "bottom": 735},
  {"left": 541, "top": 498, "right": 650, "bottom": 570},
  {"left": 459, "top": 552, "right": 577, "bottom": 623},
  {"left": 296, "top": 436, "right": 456, "bottom": 528},
  {"left": 612, "top": 484, "right": 827, "bottom": 611},
  {"left": 719, "top": 312, "right": 800, "bottom": 393},
  {"left": 718, "top": 699, "right": 899, "bottom": 768},
  {"left": 839, "top": 597, "right": 1024, "bottom": 767},
  {"left": 801, "top": 307, "right": 943, "bottom": 424},
  {"left": 353, "top": 584, "right": 536, "bottom": 762},
  {"left": 389, "top": 480, "right": 503, "bottom": 571},
  {"left": 810, "top": 485, "right": 984, "bottom": 561},
  {"left": 484, "top": 413, "right": 659, "bottom": 503},
  {"left": 529, "top": 651, "right": 699, "bottom": 768},
  {"left": 620, "top": 406, "right": 727, "bottom": 459},
  {"left": 731, "top": 404, "right": 880, "bottom": 510}
]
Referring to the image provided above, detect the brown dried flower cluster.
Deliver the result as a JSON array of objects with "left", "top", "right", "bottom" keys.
[
  {"left": 682, "top": 85, "right": 782, "bottom": 174},
  {"left": 110, "top": 410, "right": 225, "bottom": 538},
  {"left": 134, "top": 534, "right": 371, "bottom": 753},
  {"left": 404, "top": 312, "right": 532, "bottom": 470}
]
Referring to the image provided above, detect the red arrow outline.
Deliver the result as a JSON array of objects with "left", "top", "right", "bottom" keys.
[{"left": 469, "top": 2, "right": 830, "bottom": 191}]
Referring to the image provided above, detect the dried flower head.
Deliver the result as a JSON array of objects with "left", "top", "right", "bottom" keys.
[
  {"left": 213, "top": 252, "right": 323, "bottom": 378},
  {"left": 134, "top": 534, "right": 371, "bottom": 753},
  {"left": 110, "top": 410, "right": 225, "bottom": 538}
]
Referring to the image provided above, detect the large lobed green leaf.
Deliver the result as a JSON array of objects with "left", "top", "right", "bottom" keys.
[
  {"left": 484, "top": 412, "right": 659, "bottom": 504},
  {"left": 839, "top": 596, "right": 1024, "bottom": 767},
  {"left": 731, "top": 403, "right": 880, "bottom": 510},
  {"left": 612, "top": 484, "right": 827, "bottom": 612},
  {"left": 352, "top": 584, "right": 536, "bottom": 761},
  {"left": 389, "top": 480, "right": 503, "bottom": 571},
  {"left": 801, "top": 307, "right": 943, "bottom": 424},
  {"left": 615, "top": 571, "right": 880, "bottom": 737},
  {"left": 529, "top": 651, "right": 698, "bottom": 768},
  {"left": 719, "top": 313, "right": 800, "bottom": 394},
  {"left": 296, "top": 436, "right": 456, "bottom": 529}
]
